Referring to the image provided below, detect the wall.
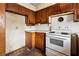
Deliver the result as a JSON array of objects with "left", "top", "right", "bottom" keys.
[
  {"left": 6, "top": 12, "right": 26, "bottom": 53},
  {"left": 70, "top": 22, "right": 79, "bottom": 35}
]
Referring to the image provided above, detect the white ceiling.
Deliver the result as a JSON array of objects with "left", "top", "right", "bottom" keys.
[
  {"left": 30, "top": 3, "right": 42, "bottom": 7},
  {"left": 18, "top": 3, "right": 56, "bottom": 11}
]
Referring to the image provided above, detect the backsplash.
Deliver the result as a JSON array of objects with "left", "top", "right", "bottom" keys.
[
  {"left": 35, "top": 24, "right": 49, "bottom": 31},
  {"left": 25, "top": 24, "right": 49, "bottom": 31},
  {"left": 25, "top": 26, "right": 36, "bottom": 31},
  {"left": 69, "top": 22, "right": 79, "bottom": 34},
  {"left": 25, "top": 21, "right": 79, "bottom": 37}
]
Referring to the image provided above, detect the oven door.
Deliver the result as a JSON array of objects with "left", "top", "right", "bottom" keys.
[{"left": 46, "top": 35, "right": 71, "bottom": 56}]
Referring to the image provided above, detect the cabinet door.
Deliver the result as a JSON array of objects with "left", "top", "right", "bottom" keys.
[
  {"left": 75, "top": 3, "right": 79, "bottom": 21},
  {"left": 35, "top": 11, "right": 41, "bottom": 24},
  {"left": 35, "top": 9, "right": 48, "bottom": 24},
  {"left": 35, "top": 33, "right": 45, "bottom": 51},
  {"left": 59, "top": 3, "right": 73, "bottom": 13},
  {"left": 28, "top": 11, "right": 35, "bottom": 25},
  {"left": 17, "top": 5, "right": 23, "bottom": 15},
  {"left": 52, "top": 4, "right": 60, "bottom": 15},
  {"left": 21, "top": 7, "right": 29, "bottom": 16},
  {"left": 25, "top": 10, "right": 35, "bottom": 25},
  {"left": 25, "top": 32, "right": 32, "bottom": 49},
  {"left": 41, "top": 9, "right": 48, "bottom": 24},
  {"left": 71, "top": 34, "right": 78, "bottom": 56},
  {"left": 47, "top": 4, "right": 59, "bottom": 16}
]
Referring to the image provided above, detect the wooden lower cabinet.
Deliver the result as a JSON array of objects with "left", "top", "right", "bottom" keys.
[
  {"left": 25, "top": 32, "right": 35, "bottom": 49},
  {"left": 25, "top": 32, "right": 32, "bottom": 49},
  {"left": 35, "top": 32, "right": 45, "bottom": 51},
  {"left": 25, "top": 32, "right": 45, "bottom": 53},
  {"left": 71, "top": 34, "right": 78, "bottom": 56}
]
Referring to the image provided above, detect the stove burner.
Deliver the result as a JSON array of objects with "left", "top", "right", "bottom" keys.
[
  {"left": 61, "top": 32, "right": 69, "bottom": 35},
  {"left": 49, "top": 31, "right": 55, "bottom": 33}
]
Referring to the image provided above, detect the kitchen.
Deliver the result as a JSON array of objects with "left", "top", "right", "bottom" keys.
[{"left": 0, "top": 3, "right": 79, "bottom": 56}]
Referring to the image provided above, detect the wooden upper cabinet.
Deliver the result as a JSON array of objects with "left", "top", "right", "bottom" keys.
[
  {"left": 35, "top": 8, "right": 49, "bottom": 24},
  {"left": 59, "top": 3, "right": 79, "bottom": 22},
  {"left": 59, "top": 3, "right": 73, "bottom": 13},
  {"left": 27, "top": 10, "right": 35, "bottom": 25},
  {"left": 6, "top": 3, "right": 29, "bottom": 16},
  {"left": 0, "top": 4, "right": 6, "bottom": 56},
  {"left": 6, "top": 3, "right": 27, "bottom": 15},
  {"left": 75, "top": 3, "right": 79, "bottom": 21},
  {"left": 47, "top": 4, "right": 59, "bottom": 16},
  {"left": 41, "top": 8, "right": 48, "bottom": 24},
  {"left": 6, "top": 3, "right": 19, "bottom": 13},
  {"left": 35, "top": 11, "right": 41, "bottom": 24}
]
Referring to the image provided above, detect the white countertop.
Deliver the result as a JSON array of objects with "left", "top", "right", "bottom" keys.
[
  {"left": 25, "top": 24, "right": 50, "bottom": 33},
  {"left": 25, "top": 30, "right": 79, "bottom": 38},
  {"left": 25, "top": 30, "right": 50, "bottom": 33}
]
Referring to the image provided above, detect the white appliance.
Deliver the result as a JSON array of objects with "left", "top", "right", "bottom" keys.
[
  {"left": 46, "top": 12, "right": 73, "bottom": 56},
  {"left": 46, "top": 32, "right": 71, "bottom": 56}
]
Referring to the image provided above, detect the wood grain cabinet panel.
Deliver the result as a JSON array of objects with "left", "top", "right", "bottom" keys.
[
  {"left": 35, "top": 9, "right": 48, "bottom": 24},
  {"left": 71, "top": 34, "right": 78, "bottom": 56},
  {"left": 75, "top": 3, "right": 79, "bottom": 21},
  {"left": 59, "top": 3, "right": 73, "bottom": 13},
  {"left": 0, "top": 4, "right": 6, "bottom": 56},
  {"left": 41, "top": 9, "right": 48, "bottom": 24},
  {"left": 35, "top": 32, "right": 45, "bottom": 51},
  {"left": 35, "top": 11, "right": 41, "bottom": 24},
  {"left": 25, "top": 32, "right": 32, "bottom": 49},
  {"left": 6, "top": 3, "right": 27, "bottom": 15},
  {"left": 48, "top": 4, "right": 59, "bottom": 15},
  {"left": 6, "top": 3, "right": 19, "bottom": 13},
  {"left": 25, "top": 32, "right": 35, "bottom": 49},
  {"left": 27, "top": 11, "right": 35, "bottom": 25},
  {"left": 21, "top": 7, "right": 29, "bottom": 16}
]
